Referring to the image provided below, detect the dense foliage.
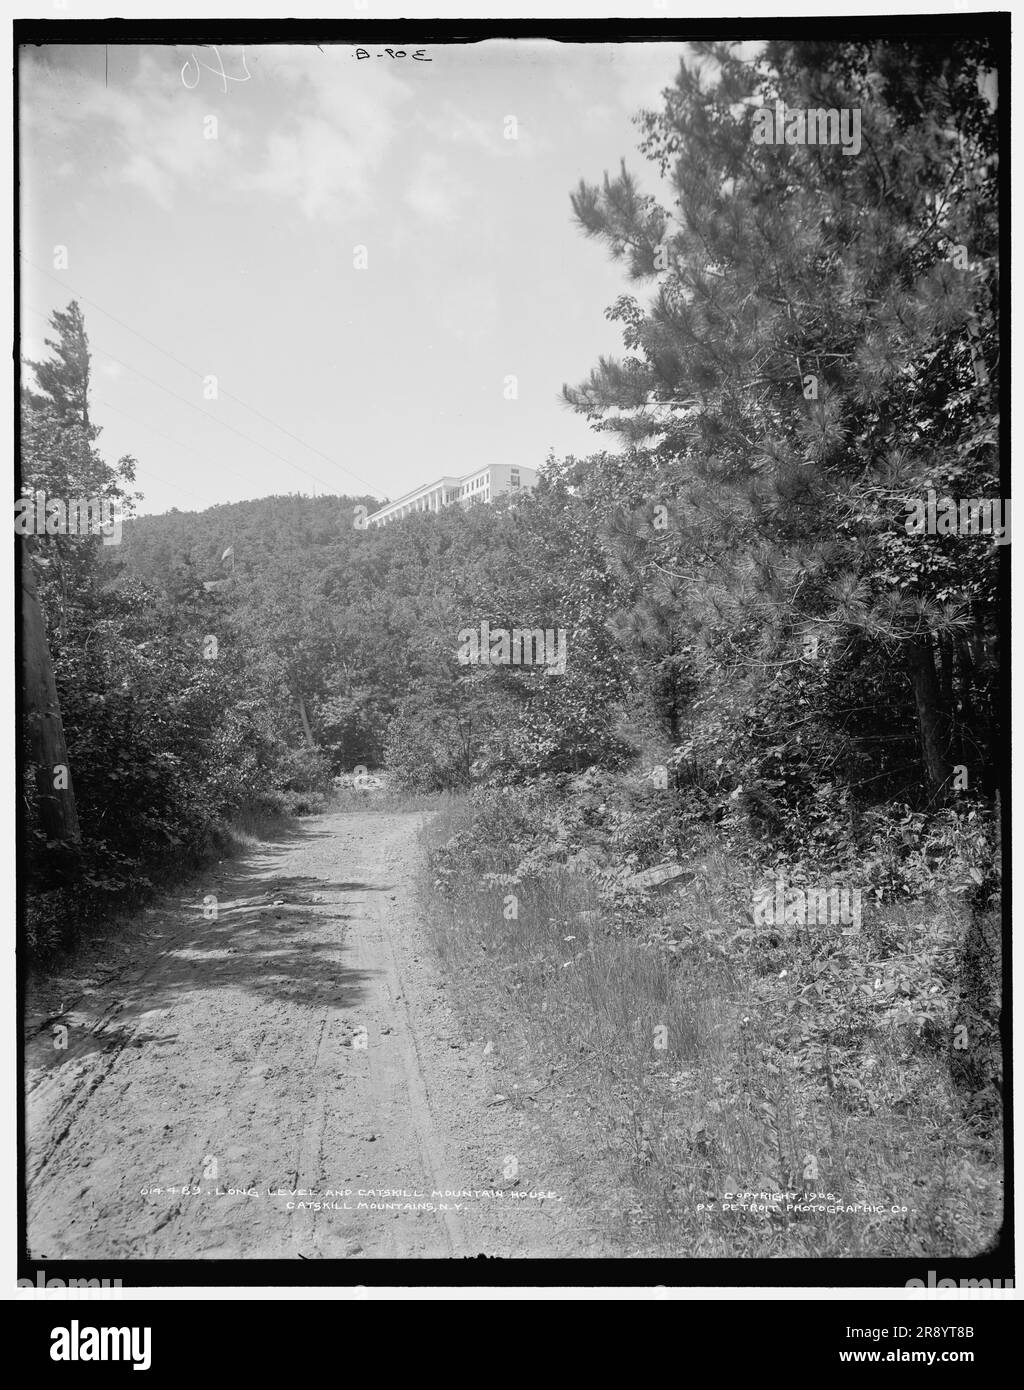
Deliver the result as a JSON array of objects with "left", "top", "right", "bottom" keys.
[
  {"left": 23, "top": 39, "right": 1003, "bottom": 1172},
  {"left": 21, "top": 314, "right": 336, "bottom": 954}
]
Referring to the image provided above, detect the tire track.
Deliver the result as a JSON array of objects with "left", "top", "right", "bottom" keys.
[{"left": 25, "top": 812, "right": 584, "bottom": 1261}]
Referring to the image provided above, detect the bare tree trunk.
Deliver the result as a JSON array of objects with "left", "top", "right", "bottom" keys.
[
  {"left": 21, "top": 537, "right": 82, "bottom": 874},
  {"left": 907, "top": 635, "right": 952, "bottom": 792}
]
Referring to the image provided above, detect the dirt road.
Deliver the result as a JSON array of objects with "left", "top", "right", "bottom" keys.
[{"left": 25, "top": 812, "right": 590, "bottom": 1260}]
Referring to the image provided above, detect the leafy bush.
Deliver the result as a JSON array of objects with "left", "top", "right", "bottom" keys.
[{"left": 383, "top": 703, "right": 473, "bottom": 792}]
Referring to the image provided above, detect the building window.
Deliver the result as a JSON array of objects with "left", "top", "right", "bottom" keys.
[{"left": 510, "top": 468, "right": 520, "bottom": 488}]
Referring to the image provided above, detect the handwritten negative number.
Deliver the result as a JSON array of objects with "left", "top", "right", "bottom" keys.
[
  {"left": 181, "top": 46, "right": 252, "bottom": 92},
  {"left": 355, "top": 49, "right": 432, "bottom": 61}
]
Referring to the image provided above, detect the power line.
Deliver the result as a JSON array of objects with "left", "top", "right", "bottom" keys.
[
  {"left": 25, "top": 304, "right": 364, "bottom": 517},
  {"left": 20, "top": 255, "right": 380, "bottom": 494},
  {"left": 24, "top": 303, "right": 226, "bottom": 504},
  {"left": 92, "top": 395, "right": 242, "bottom": 508},
  {"left": 22, "top": 299, "right": 361, "bottom": 498}
]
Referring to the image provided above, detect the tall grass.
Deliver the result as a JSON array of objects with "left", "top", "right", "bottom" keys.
[
  {"left": 416, "top": 800, "right": 1003, "bottom": 1258},
  {"left": 327, "top": 786, "right": 467, "bottom": 815}
]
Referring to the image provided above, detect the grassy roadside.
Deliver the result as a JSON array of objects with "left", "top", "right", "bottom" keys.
[
  {"left": 25, "top": 795, "right": 313, "bottom": 970},
  {"left": 414, "top": 784, "right": 1003, "bottom": 1258}
]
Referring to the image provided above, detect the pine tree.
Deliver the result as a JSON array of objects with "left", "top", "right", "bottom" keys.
[
  {"left": 565, "top": 38, "right": 1001, "bottom": 801},
  {"left": 25, "top": 299, "right": 92, "bottom": 427},
  {"left": 20, "top": 303, "right": 136, "bottom": 898},
  {"left": 20, "top": 303, "right": 137, "bottom": 628}
]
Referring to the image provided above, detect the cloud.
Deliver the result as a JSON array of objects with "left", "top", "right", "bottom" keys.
[
  {"left": 119, "top": 152, "right": 174, "bottom": 207},
  {"left": 610, "top": 45, "right": 683, "bottom": 120},
  {"left": 424, "top": 100, "right": 495, "bottom": 152},
  {"left": 422, "top": 96, "right": 552, "bottom": 160},
  {"left": 240, "top": 117, "right": 375, "bottom": 220},
  {"left": 21, "top": 49, "right": 244, "bottom": 209},
  {"left": 20, "top": 44, "right": 413, "bottom": 225},
  {"left": 236, "top": 46, "right": 413, "bottom": 220},
  {"left": 404, "top": 151, "right": 467, "bottom": 226}
]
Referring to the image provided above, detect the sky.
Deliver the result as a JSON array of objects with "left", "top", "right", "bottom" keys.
[{"left": 19, "top": 40, "right": 688, "bottom": 516}]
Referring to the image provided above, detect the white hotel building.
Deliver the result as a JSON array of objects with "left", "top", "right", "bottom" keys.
[{"left": 367, "top": 463, "right": 538, "bottom": 529}]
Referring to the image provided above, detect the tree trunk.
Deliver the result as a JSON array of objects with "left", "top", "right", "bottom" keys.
[
  {"left": 938, "top": 634, "right": 962, "bottom": 765},
  {"left": 938, "top": 634, "right": 954, "bottom": 711},
  {"left": 297, "top": 696, "right": 315, "bottom": 750},
  {"left": 21, "top": 537, "right": 82, "bottom": 873},
  {"left": 906, "top": 635, "right": 952, "bottom": 792}
]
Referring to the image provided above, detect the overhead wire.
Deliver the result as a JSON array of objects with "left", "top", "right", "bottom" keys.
[{"left": 20, "top": 256, "right": 381, "bottom": 496}]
